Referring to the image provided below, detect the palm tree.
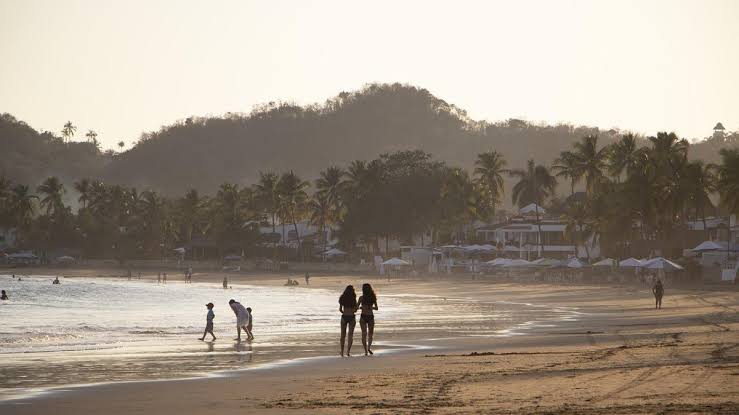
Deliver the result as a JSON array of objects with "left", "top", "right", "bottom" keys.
[
  {"left": 37, "top": 176, "right": 66, "bottom": 217},
  {"left": 717, "top": 148, "right": 739, "bottom": 214},
  {"left": 62, "top": 121, "right": 77, "bottom": 142},
  {"left": 682, "top": 161, "right": 717, "bottom": 234},
  {"left": 571, "top": 135, "right": 608, "bottom": 194},
  {"left": 177, "top": 189, "right": 203, "bottom": 245},
  {"left": 277, "top": 171, "right": 309, "bottom": 257},
  {"left": 315, "top": 166, "right": 346, "bottom": 243},
  {"left": 9, "top": 184, "right": 38, "bottom": 241},
  {"left": 117, "top": 141, "right": 125, "bottom": 152},
  {"left": 85, "top": 130, "right": 98, "bottom": 146},
  {"left": 561, "top": 199, "right": 592, "bottom": 261},
  {"left": 607, "top": 133, "right": 641, "bottom": 181},
  {"left": 474, "top": 150, "right": 507, "bottom": 211},
  {"left": 648, "top": 132, "right": 688, "bottom": 172},
  {"left": 74, "top": 179, "right": 91, "bottom": 209},
  {"left": 509, "top": 160, "right": 557, "bottom": 256},
  {"left": 254, "top": 172, "right": 280, "bottom": 233},
  {"left": 308, "top": 194, "right": 331, "bottom": 255},
  {"left": 0, "top": 177, "right": 13, "bottom": 227},
  {"left": 552, "top": 151, "right": 580, "bottom": 195}
]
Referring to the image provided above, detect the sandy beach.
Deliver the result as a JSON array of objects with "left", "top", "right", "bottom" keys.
[{"left": 2, "top": 269, "right": 738, "bottom": 414}]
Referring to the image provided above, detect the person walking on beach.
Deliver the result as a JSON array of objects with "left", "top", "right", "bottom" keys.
[
  {"left": 339, "top": 285, "right": 357, "bottom": 357},
  {"left": 199, "top": 303, "right": 216, "bottom": 341},
  {"left": 222, "top": 277, "right": 228, "bottom": 289},
  {"left": 652, "top": 279, "right": 664, "bottom": 309},
  {"left": 305, "top": 272, "right": 310, "bottom": 285},
  {"left": 1, "top": 290, "right": 8, "bottom": 300},
  {"left": 229, "top": 299, "right": 251, "bottom": 341},
  {"left": 157, "top": 272, "right": 161, "bottom": 284},
  {"left": 358, "top": 283, "right": 378, "bottom": 356}
]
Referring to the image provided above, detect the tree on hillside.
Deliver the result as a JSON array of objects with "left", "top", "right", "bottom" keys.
[
  {"left": 85, "top": 130, "right": 98, "bottom": 148},
  {"left": 607, "top": 133, "right": 641, "bottom": 182},
  {"left": 9, "top": 184, "right": 38, "bottom": 244},
  {"left": 62, "top": 121, "right": 76, "bottom": 142},
  {"left": 74, "top": 179, "right": 91, "bottom": 209},
  {"left": 254, "top": 172, "right": 280, "bottom": 233},
  {"left": 277, "top": 171, "right": 309, "bottom": 257},
  {"left": 571, "top": 135, "right": 608, "bottom": 194}
]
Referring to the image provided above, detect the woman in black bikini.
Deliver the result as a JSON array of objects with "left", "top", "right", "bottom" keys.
[
  {"left": 358, "top": 283, "right": 378, "bottom": 356},
  {"left": 338, "top": 285, "right": 357, "bottom": 357}
]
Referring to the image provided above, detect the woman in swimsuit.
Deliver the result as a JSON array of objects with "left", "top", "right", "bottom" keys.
[
  {"left": 358, "top": 283, "right": 378, "bottom": 356},
  {"left": 338, "top": 285, "right": 357, "bottom": 357}
]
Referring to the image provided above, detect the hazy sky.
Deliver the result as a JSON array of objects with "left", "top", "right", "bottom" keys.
[{"left": 1, "top": 0, "right": 737, "bottom": 149}]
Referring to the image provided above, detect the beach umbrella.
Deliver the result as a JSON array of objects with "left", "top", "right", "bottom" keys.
[
  {"left": 223, "top": 254, "right": 242, "bottom": 261},
  {"left": 382, "top": 257, "right": 410, "bottom": 266},
  {"left": 531, "top": 257, "right": 561, "bottom": 267},
  {"left": 322, "top": 248, "right": 347, "bottom": 257},
  {"left": 173, "top": 247, "right": 186, "bottom": 254},
  {"left": 503, "top": 259, "right": 532, "bottom": 267},
  {"left": 642, "top": 257, "right": 684, "bottom": 271},
  {"left": 56, "top": 255, "right": 75, "bottom": 262},
  {"left": 566, "top": 258, "right": 586, "bottom": 268},
  {"left": 486, "top": 257, "right": 512, "bottom": 266},
  {"left": 692, "top": 241, "right": 724, "bottom": 252},
  {"left": 619, "top": 258, "right": 642, "bottom": 267},
  {"left": 592, "top": 258, "right": 617, "bottom": 267}
]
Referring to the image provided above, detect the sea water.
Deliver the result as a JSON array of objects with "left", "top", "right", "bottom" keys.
[{"left": 0, "top": 274, "right": 573, "bottom": 400}]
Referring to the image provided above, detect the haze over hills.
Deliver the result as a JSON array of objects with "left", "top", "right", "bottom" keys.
[{"left": 1, "top": 83, "right": 734, "bottom": 203}]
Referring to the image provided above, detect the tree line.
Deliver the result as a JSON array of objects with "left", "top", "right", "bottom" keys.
[{"left": 0, "top": 132, "right": 737, "bottom": 261}]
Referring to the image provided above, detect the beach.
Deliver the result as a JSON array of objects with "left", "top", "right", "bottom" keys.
[{"left": 1, "top": 270, "right": 738, "bottom": 414}]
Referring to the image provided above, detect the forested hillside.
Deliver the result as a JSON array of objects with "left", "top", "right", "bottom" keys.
[{"left": 1, "top": 83, "right": 735, "bottom": 202}]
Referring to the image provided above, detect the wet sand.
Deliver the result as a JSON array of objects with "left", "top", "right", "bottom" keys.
[{"left": 2, "top": 270, "right": 738, "bottom": 414}]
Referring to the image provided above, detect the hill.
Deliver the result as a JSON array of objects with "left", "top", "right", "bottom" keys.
[{"left": 1, "top": 83, "right": 735, "bottom": 202}]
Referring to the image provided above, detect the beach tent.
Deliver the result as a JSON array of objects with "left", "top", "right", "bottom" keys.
[
  {"left": 692, "top": 241, "right": 725, "bottom": 252},
  {"left": 382, "top": 258, "right": 410, "bottom": 266},
  {"left": 642, "top": 257, "right": 684, "bottom": 271},
  {"left": 566, "top": 258, "right": 586, "bottom": 268},
  {"left": 592, "top": 258, "right": 617, "bottom": 267},
  {"left": 503, "top": 259, "right": 532, "bottom": 267},
  {"left": 619, "top": 258, "right": 642, "bottom": 267},
  {"left": 56, "top": 255, "right": 75, "bottom": 262}
]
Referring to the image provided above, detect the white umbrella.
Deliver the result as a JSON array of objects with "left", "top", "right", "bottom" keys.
[
  {"left": 592, "top": 258, "right": 617, "bottom": 267},
  {"left": 56, "top": 255, "right": 75, "bottom": 262},
  {"left": 531, "top": 257, "right": 561, "bottom": 267},
  {"left": 642, "top": 257, "right": 684, "bottom": 270},
  {"left": 173, "top": 247, "right": 186, "bottom": 254},
  {"left": 503, "top": 259, "right": 532, "bottom": 267},
  {"left": 486, "top": 257, "right": 512, "bottom": 266},
  {"left": 322, "top": 248, "right": 347, "bottom": 257},
  {"left": 619, "top": 258, "right": 642, "bottom": 267},
  {"left": 692, "top": 241, "right": 725, "bottom": 252},
  {"left": 382, "top": 258, "right": 410, "bottom": 266},
  {"left": 566, "top": 258, "right": 586, "bottom": 268}
]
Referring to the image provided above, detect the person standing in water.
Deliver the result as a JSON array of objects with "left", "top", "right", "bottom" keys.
[
  {"left": 199, "top": 303, "right": 216, "bottom": 341},
  {"left": 357, "top": 283, "right": 378, "bottom": 356},
  {"left": 338, "top": 285, "right": 357, "bottom": 357},
  {"left": 652, "top": 279, "right": 664, "bottom": 309},
  {"left": 1, "top": 290, "right": 8, "bottom": 300},
  {"left": 304, "top": 272, "right": 310, "bottom": 285},
  {"left": 229, "top": 299, "right": 250, "bottom": 341},
  {"left": 222, "top": 277, "right": 228, "bottom": 289}
]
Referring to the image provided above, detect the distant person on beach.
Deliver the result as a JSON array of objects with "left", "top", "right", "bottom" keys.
[
  {"left": 229, "top": 299, "right": 251, "bottom": 341},
  {"left": 305, "top": 272, "right": 310, "bottom": 285},
  {"left": 245, "top": 307, "right": 254, "bottom": 340},
  {"left": 652, "top": 279, "right": 664, "bottom": 309},
  {"left": 1, "top": 290, "right": 8, "bottom": 300},
  {"left": 157, "top": 272, "right": 161, "bottom": 283},
  {"left": 338, "top": 285, "right": 357, "bottom": 357},
  {"left": 223, "top": 277, "right": 228, "bottom": 289},
  {"left": 52, "top": 277, "right": 60, "bottom": 284},
  {"left": 357, "top": 283, "right": 378, "bottom": 356},
  {"left": 199, "top": 302, "right": 216, "bottom": 341},
  {"left": 163, "top": 272, "right": 167, "bottom": 283}
]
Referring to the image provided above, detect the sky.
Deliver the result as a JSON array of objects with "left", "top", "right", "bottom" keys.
[{"left": 1, "top": 0, "right": 737, "bottom": 149}]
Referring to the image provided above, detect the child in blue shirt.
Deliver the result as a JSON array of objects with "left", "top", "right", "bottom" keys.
[{"left": 199, "top": 302, "right": 216, "bottom": 341}]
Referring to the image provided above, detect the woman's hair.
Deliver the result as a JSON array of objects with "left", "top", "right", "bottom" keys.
[
  {"left": 339, "top": 285, "right": 356, "bottom": 308},
  {"left": 361, "top": 283, "right": 377, "bottom": 306}
]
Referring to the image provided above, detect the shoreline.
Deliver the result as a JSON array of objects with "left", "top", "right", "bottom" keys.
[{"left": 2, "top": 270, "right": 738, "bottom": 414}]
